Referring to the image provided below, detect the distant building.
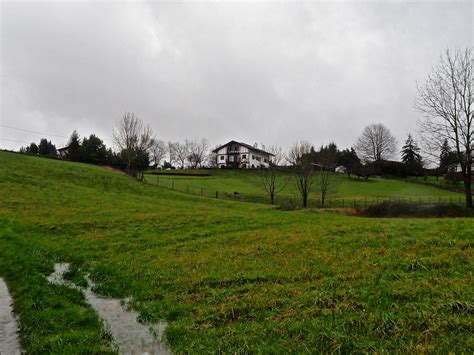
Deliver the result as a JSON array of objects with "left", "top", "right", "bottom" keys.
[
  {"left": 448, "top": 162, "right": 474, "bottom": 174},
  {"left": 57, "top": 147, "right": 68, "bottom": 159},
  {"left": 213, "top": 140, "right": 274, "bottom": 169},
  {"left": 335, "top": 166, "right": 347, "bottom": 174}
]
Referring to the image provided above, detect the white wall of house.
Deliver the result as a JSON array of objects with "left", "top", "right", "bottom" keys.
[{"left": 216, "top": 144, "right": 271, "bottom": 168}]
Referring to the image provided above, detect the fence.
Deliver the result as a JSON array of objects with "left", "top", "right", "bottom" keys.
[{"left": 144, "top": 175, "right": 466, "bottom": 208}]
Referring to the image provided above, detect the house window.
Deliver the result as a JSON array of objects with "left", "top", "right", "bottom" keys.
[
  {"left": 252, "top": 155, "right": 255, "bottom": 159},
  {"left": 220, "top": 156, "right": 224, "bottom": 160},
  {"left": 242, "top": 154, "right": 247, "bottom": 159}
]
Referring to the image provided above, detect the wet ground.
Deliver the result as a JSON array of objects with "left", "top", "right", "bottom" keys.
[
  {"left": 47, "top": 263, "right": 170, "bottom": 355},
  {"left": 0, "top": 278, "right": 21, "bottom": 355}
]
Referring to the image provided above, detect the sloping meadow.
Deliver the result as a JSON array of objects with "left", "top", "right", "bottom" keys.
[{"left": 0, "top": 152, "right": 472, "bottom": 352}]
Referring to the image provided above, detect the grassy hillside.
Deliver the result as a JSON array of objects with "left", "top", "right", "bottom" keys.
[
  {"left": 144, "top": 168, "right": 461, "bottom": 202},
  {"left": 0, "top": 151, "right": 473, "bottom": 353}
]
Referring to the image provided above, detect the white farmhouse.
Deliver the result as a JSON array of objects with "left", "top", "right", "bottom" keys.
[{"left": 213, "top": 141, "right": 274, "bottom": 169}]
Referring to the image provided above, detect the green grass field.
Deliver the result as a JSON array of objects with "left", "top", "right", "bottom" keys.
[
  {"left": 144, "top": 168, "right": 461, "bottom": 204},
  {"left": 0, "top": 151, "right": 473, "bottom": 353}
]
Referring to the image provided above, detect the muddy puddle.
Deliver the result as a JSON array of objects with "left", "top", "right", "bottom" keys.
[
  {"left": 0, "top": 278, "right": 21, "bottom": 355},
  {"left": 47, "top": 263, "right": 170, "bottom": 355}
]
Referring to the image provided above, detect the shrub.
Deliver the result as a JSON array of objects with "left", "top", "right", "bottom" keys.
[{"left": 278, "top": 200, "right": 298, "bottom": 211}]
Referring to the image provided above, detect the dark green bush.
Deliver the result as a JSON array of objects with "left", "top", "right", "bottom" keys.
[{"left": 278, "top": 200, "right": 298, "bottom": 211}]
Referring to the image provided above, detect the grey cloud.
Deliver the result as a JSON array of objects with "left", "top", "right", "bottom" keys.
[{"left": 1, "top": 1, "right": 472, "bottom": 154}]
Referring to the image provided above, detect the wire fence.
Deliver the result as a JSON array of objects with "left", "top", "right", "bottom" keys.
[{"left": 144, "top": 175, "right": 466, "bottom": 208}]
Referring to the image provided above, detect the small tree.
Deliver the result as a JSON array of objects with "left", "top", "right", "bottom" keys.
[
  {"left": 81, "top": 134, "right": 107, "bottom": 165},
  {"left": 315, "top": 144, "right": 340, "bottom": 207},
  {"left": 439, "top": 139, "right": 458, "bottom": 173},
  {"left": 67, "top": 130, "right": 82, "bottom": 161},
  {"left": 207, "top": 149, "right": 218, "bottom": 168},
  {"left": 258, "top": 167, "right": 291, "bottom": 205},
  {"left": 25, "top": 142, "right": 39, "bottom": 154},
  {"left": 168, "top": 141, "right": 189, "bottom": 169},
  {"left": 288, "top": 141, "right": 314, "bottom": 207},
  {"left": 352, "top": 161, "right": 379, "bottom": 180},
  {"left": 337, "top": 148, "right": 360, "bottom": 178},
  {"left": 416, "top": 48, "right": 473, "bottom": 208},
  {"left": 354, "top": 123, "right": 397, "bottom": 163},
  {"left": 401, "top": 134, "right": 423, "bottom": 176},
  {"left": 268, "top": 145, "right": 285, "bottom": 166},
  {"left": 151, "top": 140, "right": 167, "bottom": 169},
  {"left": 188, "top": 139, "right": 209, "bottom": 169},
  {"left": 113, "top": 112, "right": 155, "bottom": 175},
  {"left": 38, "top": 138, "right": 57, "bottom": 157}
]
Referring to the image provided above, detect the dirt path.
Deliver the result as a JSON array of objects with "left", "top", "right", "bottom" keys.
[
  {"left": 47, "top": 263, "right": 170, "bottom": 355},
  {"left": 0, "top": 278, "right": 21, "bottom": 355}
]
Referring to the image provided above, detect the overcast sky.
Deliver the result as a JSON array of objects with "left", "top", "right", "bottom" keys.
[{"left": 1, "top": 1, "right": 472, "bottom": 156}]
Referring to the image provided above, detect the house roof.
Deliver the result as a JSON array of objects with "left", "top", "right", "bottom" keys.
[{"left": 212, "top": 140, "right": 275, "bottom": 156}]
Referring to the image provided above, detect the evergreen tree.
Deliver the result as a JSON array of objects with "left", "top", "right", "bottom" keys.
[
  {"left": 81, "top": 134, "right": 107, "bottom": 165},
  {"left": 38, "top": 138, "right": 57, "bottom": 157},
  {"left": 67, "top": 130, "right": 82, "bottom": 161},
  {"left": 401, "top": 134, "right": 423, "bottom": 176},
  {"left": 25, "top": 142, "right": 39, "bottom": 154},
  {"left": 337, "top": 148, "right": 360, "bottom": 177},
  {"left": 439, "top": 139, "right": 458, "bottom": 172}
]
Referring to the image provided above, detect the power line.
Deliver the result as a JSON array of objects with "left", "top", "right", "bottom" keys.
[
  {"left": 0, "top": 124, "right": 69, "bottom": 138},
  {"left": 0, "top": 138, "right": 32, "bottom": 144},
  {"left": 0, "top": 123, "right": 113, "bottom": 141}
]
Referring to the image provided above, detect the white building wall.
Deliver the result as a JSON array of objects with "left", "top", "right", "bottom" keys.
[{"left": 216, "top": 143, "right": 271, "bottom": 168}]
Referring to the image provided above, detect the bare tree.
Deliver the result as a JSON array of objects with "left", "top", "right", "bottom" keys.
[
  {"left": 288, "top": 141, "right": 314, "bottom": 207},
  {"left": 314, "top": 147, "right": 340, "bottom": 207},
  {"left": 113, "top": 112, "right": 155, "bottom": 174},
  {"left": 268, "top": 145, "right": 285, "bottom": 166},
  {"left": 168, "top": 141, "right": 190, "bottom": 169},
  {"left": 258, "top": 167, "right": 291, "bottom": 205},
  {"left": 151, "top": 140, "right": 167, "bottom": 169},
  {"left": 188, "top": 139, "right": 209, "bottom": 169},
  {"left": 207, "top": 148, "right": 218, "bottom": 168},
  {"left": 354, "top": 123, "right": 397, "bottom": 163},
  {"left": 168, "top": 141, "right": 177, "bottom": 167},
  {"left": 415, "top": 48, "right": 473, "bottom": 208}
]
